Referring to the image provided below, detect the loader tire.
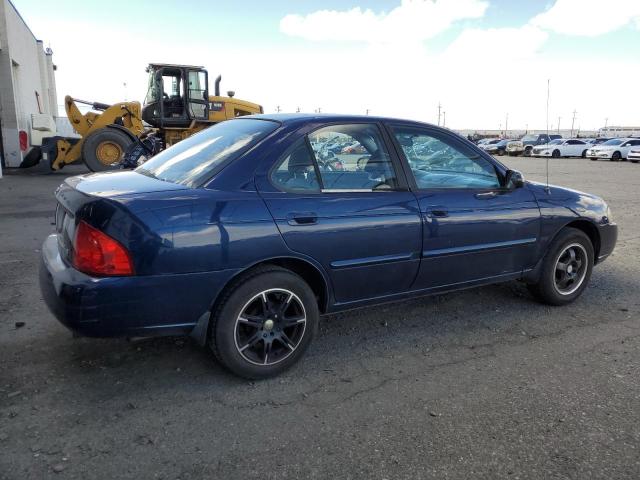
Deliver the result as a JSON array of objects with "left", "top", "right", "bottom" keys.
[{"left": 82, "top": 128, "right": 134, "bottom": 172}]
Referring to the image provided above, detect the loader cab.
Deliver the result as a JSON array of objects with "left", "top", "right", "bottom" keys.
[{"left": 142, "top": 64, "right": 209, "bottom": 128}]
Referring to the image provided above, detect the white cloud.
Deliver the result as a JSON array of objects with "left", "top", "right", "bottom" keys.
[
  {"left": 531, "top": 0, "right": 640, "bottom": 36},
  {"left": 280, "top": 0, "right": 488, "bottom": 43},
  {"left": 445, "top": 25, "right": 548, "bottom": 59}
]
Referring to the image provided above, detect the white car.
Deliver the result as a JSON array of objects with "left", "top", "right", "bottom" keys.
[
  {"left": 628, "top": 147, "right": 640, "bottom": 163},
  {"left": 587, "top": 138, "right": 640, "bottom": 161},
  {"left": 531, "top": 138, "right": 589, "bottom": 158},
  {"left": 478, "top": 138, "right": 501, "bottom": 151}
]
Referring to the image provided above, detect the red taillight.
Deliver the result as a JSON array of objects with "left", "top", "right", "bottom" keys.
[
  {"left": 73, "top": 221, "right": 134, "bottom": 276},
  {"left": 19, "top": 130, "right": 28, "bottom": 151}
]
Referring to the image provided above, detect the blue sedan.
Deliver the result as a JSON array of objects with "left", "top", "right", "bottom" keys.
[{"left": 40, "top": 114, "right": 618, "bottom": 378}]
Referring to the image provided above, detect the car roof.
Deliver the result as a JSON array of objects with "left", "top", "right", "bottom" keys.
[{"left": 246, "top": 113, "right": 437, "bottom": 128}]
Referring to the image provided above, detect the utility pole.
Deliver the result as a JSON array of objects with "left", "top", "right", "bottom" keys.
[
  {"left": 296, "top": 106, "right": 300, "bottom": 113},
  {"left": 557, "top": 116, "right": 561, "bottom": 134},
  {"left": 546, "top": 79, "right": 550, "bottom": 137},
  {"left": 365, "top": 109, "right": 370, "bottom": 115},
  {"left": 570, "top": 109, "right": 577, "bottom": 137},
  {"left": 437, "top": 102, "right": 442, "bottom": 126},
  {"left": 276, "top": 105, "right": 281, "bottom": 113},
  {"left": 442, "top": 111, "right": 446, "bottom": 128}
]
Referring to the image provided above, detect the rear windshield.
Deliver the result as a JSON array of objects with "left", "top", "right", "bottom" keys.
[{"left": 136, "top": 119, "right": 278, "bottom": 187}]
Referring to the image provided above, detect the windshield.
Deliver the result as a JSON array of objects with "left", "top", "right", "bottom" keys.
[
  {"left": 144, "top": 69, "right": 160, "bottom": 105},
  {"left": 601, "top": 138, "right": 624, "bottom": 146},
  {"left": 136, "top": 119, "right": 278, "bottom": 187}
]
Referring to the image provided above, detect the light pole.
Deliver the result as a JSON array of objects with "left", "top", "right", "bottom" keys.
[
  {"left": 557, "top": 116, "right": 561, "bottom": 134},
  {"left": 437, "top": 102, "right": 442, "bottom": 126},
  {"left": 442, "top": 111, "right": 446, "bottom": 127},
  {"left": 570, "top": 109, "right": 577, "bottom": 137}
]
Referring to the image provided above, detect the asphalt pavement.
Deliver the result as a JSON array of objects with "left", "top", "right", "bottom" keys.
[{"left": 1, "top": 156, "right": 638, "bottom": 479}]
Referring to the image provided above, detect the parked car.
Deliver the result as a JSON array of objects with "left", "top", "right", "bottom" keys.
[
  {"left": 531, "top": 138, "right": 589, "bottom": 158},
  {"left": 478, "top": 139, "right": 501, "bottom": 151},
  {"left": 627, "top": 147, "right": 640, "bottom": 163},
  {"left": 507, "top": 133, "right": 562, "bottom": 156},
  {"left": 587, "top": 138, "right": 640, "bottom": 161},
  {"left": 40, "top": 114, "right": 618, "bottom": 378},
  {"left": 584, "top": 138, "right": 612, "bottom": 146},
  {"left": 483, "top": 139, "right": 509, "bottom": 156},
  {"left": 476, "top": 138, "right": 498, "bottom": 146}
]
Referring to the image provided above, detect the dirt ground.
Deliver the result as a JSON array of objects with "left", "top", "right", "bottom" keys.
[{"left": 1, "top": 156, "right": 639, "bottom": 479}]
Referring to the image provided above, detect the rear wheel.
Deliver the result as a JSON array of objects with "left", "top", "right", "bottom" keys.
[
  {"left": 82, "top": 128, "right": 134, "bottom": 172},
  {"left": 528, "top": 228, "right": 594, "bottom": 306},
  {"left": 209, "top": 266, "right": 319, "bottom": 379}
]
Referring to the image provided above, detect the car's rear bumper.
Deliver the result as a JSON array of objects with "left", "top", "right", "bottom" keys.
[
  {"left": 39, "top": 234, "right": 237, "bottom": 338},
  {"left": 596, "top": 222, "right": 618, "bottom": 264}
]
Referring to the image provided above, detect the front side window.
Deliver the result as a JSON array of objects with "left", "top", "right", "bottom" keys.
[
  {"left": 392, "top": 126, "right": 500, "bottom": 190},
  {"left": 137, "top": 119, "right": 278, "bottom": 187},
  {"left": 308, "top": 124, "right": 398, "bottom": 191}
]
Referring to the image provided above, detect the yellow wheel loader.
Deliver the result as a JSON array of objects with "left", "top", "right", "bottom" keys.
[{"left": 43, "top": 63, "right": 262, "bottom": 172}]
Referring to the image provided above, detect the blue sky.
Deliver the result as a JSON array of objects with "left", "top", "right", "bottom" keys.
[{"left": 11, "top": 0, "right": 640, "bottom": 129}]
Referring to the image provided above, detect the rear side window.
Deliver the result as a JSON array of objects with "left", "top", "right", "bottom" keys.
[
  {"left": 137, "top": 119, "right": 278, "bottom": 187},
  {"left": 271, "top": 139, "right": 320, "bottom": 193},
  {"left": 310, "top": 124, "right": 399, "bottom": 191},
  {"left": 270, "top": 124, "right": 400, "bottom": 193}
]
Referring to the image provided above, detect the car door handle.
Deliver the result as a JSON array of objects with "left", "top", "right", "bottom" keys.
[
  {"left": 426, "top": 208, "right": 449, "bottom": 218},
  {"left": 475, "top": 191, "right": 498, "bottom": 199},
  {"left": 287, "top": 212, "right": 318, "bottom": 226}
]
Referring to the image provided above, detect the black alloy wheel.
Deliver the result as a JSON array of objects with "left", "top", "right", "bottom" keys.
[{"left": 209, "top": 266, "right": 319, "bottom": 379}]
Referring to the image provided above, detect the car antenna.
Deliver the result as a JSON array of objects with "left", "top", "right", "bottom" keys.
[{"left": 545, "top": 78, "right": 551, "bottom": 194}]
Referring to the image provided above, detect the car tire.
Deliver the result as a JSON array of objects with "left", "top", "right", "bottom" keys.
[
  {"left": 82, "top": 127, "right": 134, "bottom": 172},
  {"left": 523, "top": 147, "right": 532, "bottom": 157},
  {"left": 590, "top": 157, "right": 598, "bottom": 161},
  {"left": 611, "top": 151, "right": 621, "bottom": 161},
  {"left": 581, "top": 149, "right": 587, "bottom": 158},
  {"left": 209, "top": 266, "right": 319, "bottom": 379},
  {"left": 552, "top": 149, "right": 561, "bottom": 158},
  {"left": 527, "top": 227, "right": 594, "bottom": 306},
  {"left": 631, "top": 159, "right": 639, "bottom": 164}
]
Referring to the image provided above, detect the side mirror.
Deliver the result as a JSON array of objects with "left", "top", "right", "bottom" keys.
[{"left": 505, "top": 169, "right": 525, "bottom": 189}]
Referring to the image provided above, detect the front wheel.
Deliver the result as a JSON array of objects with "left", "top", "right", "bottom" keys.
[
  {"left": 528, "top": 228, "right": 594, "bottom": 306},
  {"left": 611, "top": 151, "right": 622, "bottom": 161},
  {"left": 581, "top": 149, "right": 587, "bottom": 158},
  {"left": 82, "top": 128, "right": 134, "bottom": 172},
  {"left": 552, "top": 149, "right": 561, "bottom": 158},
  {"left": 209, "top": 266, "right": 319, "bottom": 379}
]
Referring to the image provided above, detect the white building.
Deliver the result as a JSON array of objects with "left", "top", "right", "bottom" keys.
[{"left": 0, "top": 0, "right": 58, "bottom": 177}]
